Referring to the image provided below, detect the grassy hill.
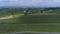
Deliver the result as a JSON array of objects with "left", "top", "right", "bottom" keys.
[{"left": 0, "top": 8, "right": 60, "bottom": 33}]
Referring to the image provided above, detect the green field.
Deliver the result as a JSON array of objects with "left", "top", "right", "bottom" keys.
[
  {"left": 0, "top": 9, "right": 60, "bottom": 33},
  {"left": 0, "top": 13, "right": 60, "bottom": 33},
  {"left": 0, "top": 24, "right": 60, "bottom": 33}
]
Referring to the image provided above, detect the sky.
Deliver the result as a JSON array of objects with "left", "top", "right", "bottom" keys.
[{"left": 0, "top": 0, "right": 60, "bottom": 7}]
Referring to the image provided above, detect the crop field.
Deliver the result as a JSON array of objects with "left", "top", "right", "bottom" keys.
[{"left": 0, "top": 9, "right": 60, "bottom": 33}]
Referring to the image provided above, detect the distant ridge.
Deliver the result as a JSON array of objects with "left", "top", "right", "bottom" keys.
[{"left": 0, "top": 6, "right": 56, "bottom": 8}]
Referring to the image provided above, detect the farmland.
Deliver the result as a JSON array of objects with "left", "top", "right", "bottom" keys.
[{"left": 0, "top": 8, "right": 60, "bottom": 33}]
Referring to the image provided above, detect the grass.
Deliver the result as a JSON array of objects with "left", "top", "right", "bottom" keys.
[
  {"left": 0, "top": 13, "right": 60, "bottom": 33},
  {"left": 0, "top": 24, "right": 60, "bottom": 33},
  {"left": 17, "top": 15, "right": 60, "bottom": 24},
  {"left": 1, "top": 13, "right": 60, "bottom": 24},
  {"left": 0, "top": 24, "right": 47, "bottom": 33}
]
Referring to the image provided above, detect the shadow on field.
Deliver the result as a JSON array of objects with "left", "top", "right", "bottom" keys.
[{"left": 17, "top": 15, "right": 60, "bottom": 24}]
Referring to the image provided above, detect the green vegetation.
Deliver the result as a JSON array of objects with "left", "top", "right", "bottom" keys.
[
  {"left": 0, "top": 8, "right": 60, "bottom": 33},
  {"left": 0, "top": 24, "right": 60, "bottom": 33}
]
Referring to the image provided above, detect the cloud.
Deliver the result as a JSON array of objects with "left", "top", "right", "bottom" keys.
[{"left": 0, "top": 0, "right": 60, "bottom": 7}]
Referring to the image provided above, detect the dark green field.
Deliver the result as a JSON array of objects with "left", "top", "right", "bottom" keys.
[
  {"left": 0, "top": 24, "right": 60, "bottom": 33},
  {"left": 17, "top": 15, "right": 60, "bottom": 24}
]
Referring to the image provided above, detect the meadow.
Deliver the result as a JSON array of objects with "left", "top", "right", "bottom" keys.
[{"left": 0, "top": 8, "right": 60, "bottom": 33}]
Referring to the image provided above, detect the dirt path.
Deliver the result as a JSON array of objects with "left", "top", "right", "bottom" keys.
[{"left": 0, "top": 16, "right": 13, "bottom": 20}]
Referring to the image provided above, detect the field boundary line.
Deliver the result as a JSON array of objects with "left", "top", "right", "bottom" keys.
[
  {"left": 0, "top": 23, "right": 60, "bottom": 25},
  {"left": 3, "top": 32, "right": 60, "bottom": 34}
]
